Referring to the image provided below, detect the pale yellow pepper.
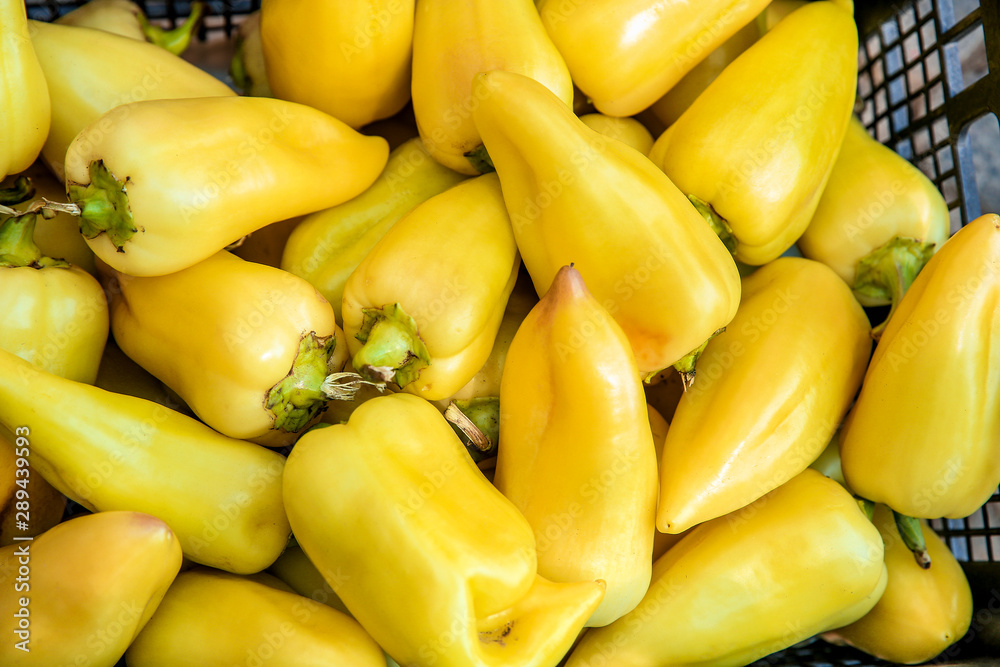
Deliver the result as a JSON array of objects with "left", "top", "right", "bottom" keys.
[
  {"left": 412, "top": 0, "right": 572, "bottom": 174},
  {"left": 284, "top": 392, "right": 606, "bottom": 667},
  {"left": 0, "top": 0, "right": 50, "bottom": 180},
  {"left": 649, "top": 1, "right": 858, "bottom": 266},
  {"left": 496, "top": 265, "right": 658, "bottom": 627},
  {"left": 566, "top": 470, "right": 887, "bottom": 667}
]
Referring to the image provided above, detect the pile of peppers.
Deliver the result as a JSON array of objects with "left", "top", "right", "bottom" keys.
[{"left": 0, "top": 0, "right": 997, "bottom": 665}]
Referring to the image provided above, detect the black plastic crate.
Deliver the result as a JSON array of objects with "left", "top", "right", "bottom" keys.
[
  {"left": 25, "top": 0, "right": 260, "bottom": 38},
  {"left": 19, "top": 0, "right": 1000, "bottom": 664}
]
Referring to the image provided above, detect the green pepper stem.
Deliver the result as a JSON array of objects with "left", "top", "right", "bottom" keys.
[
  {"left": 352, "top": 304, "right": 431, "bottom": 389},
  {"left": 893, "top": 511, "right": 932, "bottom": 569},
  {"left": 68, "top": 160, "right": 136, "bottom": 252},
  {"left": 0, "top": 213, "right": 70, "bottom": 269},
  {"left": 138, "top": 1, "right": 204, "bottom": 55},
  {"left": 671, "top": 327, "right": 726, "bottom": 391},
  {"left": 229, "top": 32, "right": 250, "bottom": 94},
  {"left": 0, "top": 176, "right": 34, "bottom": 206},
  {"left": 445, "top": 403, "right": 491, "bottom": 452},
  {"left": 464, "top": 145, "right": 496, "bottom": 174},
  {"left": 266, "top": 332, "right": 347, "bottom": 434},
  {"left": 853, "top": 236, "right": 936, "bottom": 340},
  {"left": 444, "top": 397, "right": 500, "bottom": 462},
  {"left": 688, "top": 195, "right": 738, "bottom": 255}
]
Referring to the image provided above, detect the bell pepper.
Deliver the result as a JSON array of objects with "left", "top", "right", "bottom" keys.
[
  {"left": 0, "top": 510, "right": 181, "bottom": 665},
  {"left": 3, "top": 161, "right": 96, "bottom": 274},
  {"left": 55, "top": 0, "right": 205, "bottom": 55},
  {"left": 282, "top": 137, "right": 467, "bottom": 323},
  {"left": 496, "top": 265, "right": 658, "bottom": 627},
  {"left": 106, "top": 250, "right": 354, "bottom": 448},
  {"left": 268, "top": 541, "right": 351, "bottom": 616},
  {"left": 824, "top": 504, "right": 973, "bottom": 664},
  {"left": 566, "top": 469, "right": 888, "bottom": 667},
  {"left": 647, "top": 403, "right": 686, "bottom": 562},
  {"left": 0, "top": 0, "right": 50, "bottom": 181},
  {"left": 839, "top": 214, "right": 1000, "bottom": 519},
  {"left": 657, "top": 257, "right": 870, "bottom": 534},
  {"left": 471, "top": 69, "right": 741, "bottom": 378},
  {"left": 648, "top": 1, "right": 858, "bottom": 266},
  {"left": 30, "top": 19, "right": 235, "bottom": 181},
  {"left": 260, "top": 0, "right": 413, "bottom": 129},
  {"left": 283, "top": 392, "right": 606, "bottom": 667},
  {"left": 0, "top": 426, "right": 64, "bottom": 545},
  {"left": 648, "top": 20, "right": 759, "bottom": 128},
  {"left": 63, "top": 95, "right": 389, "bottom": 277},
  {"left": 126, "top": 567, "right": 386, "bottom": 667},
  {"left": 229, "top": 10, "right": 273, "bottom": 98},
  {"left": 537, "top": 0, "right": 770, "bottom": 118},
  {"left": 0, "top": 212, "right": 108, "bottom": 385},
  {"left": 798, "top": 118, "right": 950, "bottom": 334},
  {"left": 412, "top": 0, "right": 573, "bottom": 174},
  {"left": 0, "top": 346, "right": 292, "bottom": 574},
  {"left": 578, "top": 113, "right": 654, "bottom": 155},
  {"left": 342, "top": 173, "right": 520, "bottom": 401}
]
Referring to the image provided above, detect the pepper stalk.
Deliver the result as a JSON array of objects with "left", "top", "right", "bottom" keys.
[{"left": 852, "top": 236, "right": 936, "bottom": 340}]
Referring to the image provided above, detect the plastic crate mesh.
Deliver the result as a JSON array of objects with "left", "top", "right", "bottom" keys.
[{"left": 25, "top": 0, "right": 260, "bottom": 38}]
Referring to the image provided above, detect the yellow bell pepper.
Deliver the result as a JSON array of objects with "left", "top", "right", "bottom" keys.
[
  {"left": 648, "top": 20, "right": 759, "bottom": 128},
  {"left": 0, "top": 510, "right": 181, "bottom": 665},
  {"left": 30, "top": 19, "right": 235, "bottom": 181},
  {"left": 566, "top": 469, "right": 888, "bottom": 667},
  {"left": 0, "top": 0, "right": 50, "bottom": 181},
  {"left": 107, "top": 250, "right": 352, "bottom": 448},
  {"left": 260, "top": 0, "right": 413, "bottom": 129},
  {"left": 268, "top": 541, "right": 351, "bottom": 616},
  {"left": 578, "top": 113, "right": 654, "bottom": 155},
  {"left": 63, "top": 96, "right": 389, "bottom": 277},
  {"left": 839, "top": 214, "right": 1000, "bottom": 519},
  {"left": 342, "top": 173, "right": 520, "bottom": 401},
  {"left": 537, "top": 0, "right": 770, "bottom": 117},
  {"left": 496, "top": 265, "right": 658, "bottom": 627},
  {"left": 284, "top": 392, "right": 606, "bottom": 667},
  {"left": 824, "top": 504, "right": 973, "bottom": 664},
  {"left": 0, "top": 426, "right": 64, "bottom": 546},
  {"left": 229, "top": 10, "right": 273, "bottom": 98},
  {"left": 657, "top": 257, "right": 870, "bottom": 534},
  {"left": 3, "top": 162, "right": 96, "bottom": 274},
  {"left": 55, "top": 0, "right": 205, "bottom": 55},
  {"left": 282, "top": 137, "right": 467, "bottom": 323},
  {"left": 126, "top": 568, "right": 387, "bottom": 666},
  {"left": 437, "top": 270, "right": 537, "bottom": 460},
  {"left": 412, "top": 0, "right": 573, "bottom": 174},
  {"left": 471, "top": 69, "right": 741, "bottom": 377},
  {"left": 0, "top": 212, "right": 108, "bottom": 385},
  {"left": 798, "top": 118, "right": 950, "bottom": 332},
  {"left": 647, "top": 403, "right": 687, "bottom": 562},
  {"left": 0, "top": 346, "right": 291, "bottom": 574},
  {"left": 648, "top": 1, "right": 858, "bottom": 266}
]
